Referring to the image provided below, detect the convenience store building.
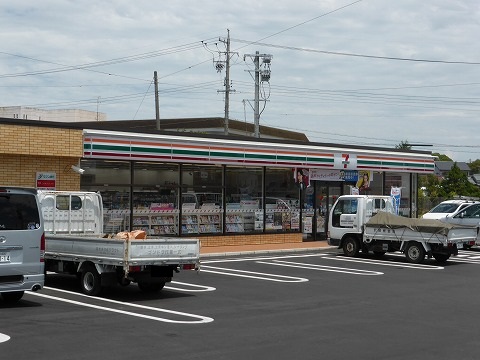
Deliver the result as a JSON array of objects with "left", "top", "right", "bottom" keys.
[{"left": 0, "top": 117, "right": 435, "bottom": 247}]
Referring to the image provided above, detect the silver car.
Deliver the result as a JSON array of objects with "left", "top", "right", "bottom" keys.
[
  {"left": 439, "top": 203, "right": 480, "bottom": 248},
  {"left": 0, "top": 187, "right": 44, "bottom": 304}
]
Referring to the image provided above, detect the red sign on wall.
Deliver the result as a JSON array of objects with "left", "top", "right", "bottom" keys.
[{"left": 36, "top": 172, "right": 56, "bottom": 190}]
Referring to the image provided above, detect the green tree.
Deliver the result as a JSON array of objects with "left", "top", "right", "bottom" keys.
[
  {"left": 468, "top": 159, "right": 480, "bottom": 174},
  {"left": 432, "top": 153, "right": 452, "bottom": 161},
  {"left": 441, "top": 163, "right": 480, "bottom": 197},
  {"left": 419, "top": 174, "right": 446, "bottom": 198},
  {"left": 395, "top": 140, "right": 412, "bottom": 150}
]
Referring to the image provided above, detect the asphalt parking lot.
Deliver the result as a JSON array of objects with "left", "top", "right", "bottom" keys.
[{"left": 2, "top": 248, "right": 480, "bottom": 360}]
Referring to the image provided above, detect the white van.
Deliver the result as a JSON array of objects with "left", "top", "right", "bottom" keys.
[{"left": 0, "top": 187, "right": 44, "bottom": 304}]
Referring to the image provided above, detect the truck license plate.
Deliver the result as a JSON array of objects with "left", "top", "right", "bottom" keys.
[{"left": 0, "top": 252, "right": 11, "bottom": 263}]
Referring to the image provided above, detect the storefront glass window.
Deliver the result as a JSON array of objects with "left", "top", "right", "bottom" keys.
[
  {"left": 181, "top": 164, "right": 223, "bottom": 235},
  {"left": 264, "top": 168, "right": 299, "bottom": 233},
  {"left": 132, "top": 162, "right": 180, "bottom": 236},
  {"left": 80, "top": 160, "right": 132, "bottom": 234},
  {"left": 225, "top": 167, "right": 263, "bottom": 233},
  {"left": 80, "top": 159, "right": 131, "bottom": 185},
  {"left": 91, "top": 186, "right": 131, "bottom": 234}
]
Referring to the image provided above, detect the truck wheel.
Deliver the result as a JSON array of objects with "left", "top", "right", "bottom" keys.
[
  {"left": 343, "top": 237, "right": 360, "bottom": 257},
  {"left": 433, "top": 253, "right": 450, "bottom": 263},
  {"left": 405, "top": 242, "right": 425, "bottom": 264},
  {"left": 80, "top": 264, "right": 102, "bottom": 296},
  {"left": 138, "top": 282, "right": 165, "bottom": 293},
  {"left": 1, "top": 291, "right": 24, "bottom": 304}
]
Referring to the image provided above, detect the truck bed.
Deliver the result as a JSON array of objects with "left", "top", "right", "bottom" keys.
[
  {"left": 45, "top": 235, "right": 200, "bottom": 267},
  {"left": 364, "top": 211, "right": 478, "bottom": 245}
]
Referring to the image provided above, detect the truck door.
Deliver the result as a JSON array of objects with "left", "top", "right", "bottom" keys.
[{"left": 331, "top": 198, "right": 358, "bottom": 228}]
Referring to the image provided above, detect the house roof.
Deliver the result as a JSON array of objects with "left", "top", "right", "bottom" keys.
[
  {"left": 65, "top": 117, "right": 310, "bottom": 142},
  {"left": 435, "top": 161, "right": 471, "bottom": 172}
]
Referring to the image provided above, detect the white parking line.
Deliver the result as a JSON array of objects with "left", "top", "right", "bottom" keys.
[
  {"left": 201, "top": 265, "right": 308, "bottom": 282},
  {"left": 0, "top": 333, "right": 10, "bottom": 343},
  {"left": 164, "top": 281, "right": 216, "bottom": 292},
  {"left": 449, "top": 258, "right": 480, "bottom": 264},
  {"left": 257, "top": 260, "right": 383, "bottom": 275},
  {"left": 323, "top": 256, "right": 444, "bottom": 270},
  {"left": 28, "top": 287, "right": 214, "bottom": 324}
]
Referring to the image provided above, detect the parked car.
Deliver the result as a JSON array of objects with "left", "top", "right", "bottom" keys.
[
  {"left": 435, "top": 202, "right": 480, "bottom": 248},
  {"left": 0, "top": 187, "right": 44, "bottom": 304},
  {"left": 421, "top": 200, "right": 479, "bottom": 220}
]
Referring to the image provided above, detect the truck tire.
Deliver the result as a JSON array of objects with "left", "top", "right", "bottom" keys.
[
  {"left": 80, "top": 264, "right": 102, "bottom": 296},
  {"left": 1, "top": 291, "right": 24, "bottom": 304},
  {"left": 405, "top": 242, "right": 425, "bottom": 264},
  {"left": 138, "top": 281, "right": 165, "bottom": 293},
  {"left": 433, "top": 253, "right": 450, "bottom": 263},
  {"left": 343, "top": 237, "right": 360, "bottom": 257}
]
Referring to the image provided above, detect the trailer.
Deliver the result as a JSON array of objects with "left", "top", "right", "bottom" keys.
[
  {"left": 38, "top": 190, "right": 200, "bottom": 296},
  {"left": 328, "top": 195, "right": 478, "bottom": 264}
]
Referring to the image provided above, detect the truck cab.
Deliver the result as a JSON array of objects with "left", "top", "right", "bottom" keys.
[{"left": 328, "top": 195, "right": 395, "bottom": 248}]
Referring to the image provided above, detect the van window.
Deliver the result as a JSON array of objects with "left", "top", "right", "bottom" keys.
[
  {"left": 56, "top": 195, "right": 83, "bottom": 210},
  {"left": 0, "top": 194, "right": 40, "bottom": 230}
]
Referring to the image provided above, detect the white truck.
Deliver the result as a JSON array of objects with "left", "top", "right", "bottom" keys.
[
  {"left": 327, "top": 195, "right": 479, "bottom": 264},
  {"left": 38, "top": 190, "right": 200, "bottom": 296}
]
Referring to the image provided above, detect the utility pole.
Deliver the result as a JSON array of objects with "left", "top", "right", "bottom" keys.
[
  {"left": 96, "top": 96, "right": 100, "bottom": 121},
  {"left": 154, "top": 71, "right": 160, "bottom": 130},
  {"left": 206, "top": 30, "right": 237, "bottom": 135},
  {"left": 244, "top": 52, "right": 272, "bottom": 138},
  {"left": 224, "top": 29, "right": 231, "bottom": 135},
  {"left": 253, "top": 52, "right": 260, "bottom": 138}
]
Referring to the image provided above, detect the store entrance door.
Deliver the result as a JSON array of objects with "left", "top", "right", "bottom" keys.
[{"left": 314, "top": 181, "right": 343, "bottom": 240}]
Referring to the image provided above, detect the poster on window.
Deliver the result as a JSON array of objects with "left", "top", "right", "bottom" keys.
[
  {"left": 265, "top": 213, "right": 275, "bottom": 230},
  {"left": 291, "top": 212, "right": 300, "bottom": 230},
  {"left": 303, "top": 216, "right": 313, "bottom": 233},
  {"left": 293, "top": 168, "right": 310, "bottom": 190},
  {"left": 391, "top": 187, "right": 401, "bottom": 215}
]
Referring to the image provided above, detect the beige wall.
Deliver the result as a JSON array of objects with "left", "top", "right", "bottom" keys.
[{"left": 0, "top": 124, "right": 83, "bottom": 190}]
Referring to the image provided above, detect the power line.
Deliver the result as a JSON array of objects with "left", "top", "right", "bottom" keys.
[
  {"left": 0, "top": 40, "right": 212, "bottom": 79},
  {"left": 231, "top": 39, "right": 480, "bottom": 65}
]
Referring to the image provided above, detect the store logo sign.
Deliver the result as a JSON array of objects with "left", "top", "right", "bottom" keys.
[{"left": 334, "top": 153, "right": 357, "bottom": 170}]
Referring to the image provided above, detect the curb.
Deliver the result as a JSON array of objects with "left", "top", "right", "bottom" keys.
[{"left": 200, "top": 245, "right": 337, "bottom": 259}]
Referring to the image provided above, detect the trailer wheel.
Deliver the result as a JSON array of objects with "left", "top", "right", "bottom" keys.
[
  {"left": 80, "top": 264, "right": 102, "bottom": 296},
  {"left": 138, "top": 281, "right": 165, "bottom": 293},
  {"left": 433, "top": 253, "right": 450, "bottom": 263},
  {"left": 405, "top": 242, "right": 425, "bottom": 264},
  {"left": 343, "top": 237, "right": 360, "bottom": 257},
  {"left": 1, "top": 291, "right": 24, "bottom": 304}
]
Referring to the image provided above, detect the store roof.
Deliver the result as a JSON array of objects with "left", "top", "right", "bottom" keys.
[{"left": 0, "top": 116, "right": 432, "bottom": 157}]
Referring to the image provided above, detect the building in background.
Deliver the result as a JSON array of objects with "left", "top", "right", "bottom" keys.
[{"left": 0, "top": 106, "right": 107, "bottom": 122}]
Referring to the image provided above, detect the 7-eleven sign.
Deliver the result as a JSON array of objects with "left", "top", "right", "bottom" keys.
[{"left": 334, "top": 153, "right": 357, "bottom": 169}]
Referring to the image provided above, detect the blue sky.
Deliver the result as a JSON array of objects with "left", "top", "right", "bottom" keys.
[{"left": 1, "top": 0, "right": 479, "bottom": 161}]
